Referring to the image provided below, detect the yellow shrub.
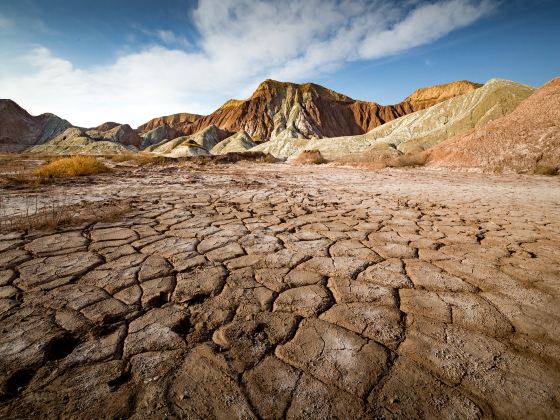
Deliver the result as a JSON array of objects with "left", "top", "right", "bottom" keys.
[{"left": 33, "top": 156, "right": 111, "bottom": 178}]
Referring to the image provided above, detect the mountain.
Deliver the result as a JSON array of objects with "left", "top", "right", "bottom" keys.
[
  {"left": 0, "top": 100, "right": 142, "bottom": 152},
  {"left": 173, "top": 79, "right": 481, "bottom": 141},
  {"left": 27, "top": 127, "right": 132, "bottom": 155},
  {"left": 0, "top": 99, "right": 72, "bottom": 152},
  {"left": 147, "top": 125, "right": 229, "bottom": 157},
  {"left": 140, "top": 125, "right": 178, "bottom": 148},
  {"left": 0, "top": 80, "right": 478, "bottom": 153},
  {"left": 136, "top": 113, "right": 206, "bottom": 148},
  {"left": 426, "top": 77, "right": 560, "bottom": 173},
  {"left": 86, "top": 124, "right": 142, "bottom": 147},
  {"left": 137, "top": 112, "right": 203, "bottom": 134},
  {"left": 252, "top": 79, "right": 534, "bottom": 160}
]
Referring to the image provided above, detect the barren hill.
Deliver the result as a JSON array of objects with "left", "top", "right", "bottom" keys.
[
  {"left": 174, "top": 79, "right": 481, "bottom": 141},
  {"left": 0, "top": 99, "right": 72, "bottom": 152},
  {"left": 427, "top": 77, "right": 560, "bottom": 173}
]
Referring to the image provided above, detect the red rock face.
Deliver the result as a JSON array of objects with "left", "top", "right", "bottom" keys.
[
  {"left": 0, "top": 100, "right": 72, "bottom": 152},
  {"left": 427, "top": 77, "right": 560, "bottom": 173},
  {"left": 173, "top": 80, "right": 481, "bottom": 140}
]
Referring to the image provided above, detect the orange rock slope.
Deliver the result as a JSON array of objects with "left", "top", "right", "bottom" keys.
[
  {"left": 427, "top": 77, "right": 560, "bottom": 173},
  {"left": 175, "top": 79, "right": 481, "bottom": 140}
]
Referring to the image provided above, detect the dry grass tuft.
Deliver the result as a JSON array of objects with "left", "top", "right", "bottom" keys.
[
  {"left": 293, "top": 150, "right": 326, "bottom": 165},
  {"left": 33, "top": 156, "right": 111, "bottom": 178}
]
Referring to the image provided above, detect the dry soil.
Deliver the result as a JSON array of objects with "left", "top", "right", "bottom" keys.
[{"left": 0, "top": 162, "right": 559, "bottom": 419}]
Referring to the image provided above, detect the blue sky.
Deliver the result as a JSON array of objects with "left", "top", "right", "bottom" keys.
[{"left": 0, "top": 0, "right": 558, "bottom": 127}]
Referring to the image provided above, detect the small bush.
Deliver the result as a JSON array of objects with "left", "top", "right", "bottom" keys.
[
  {"left": 534, "top": 165, "right": 558, "bottom": 176},
  {"left": 34, "top": 156, "right": 111, "bottom": 178},
  {"left": 293, "top": 150, "right": 326, "bottom": 165}
]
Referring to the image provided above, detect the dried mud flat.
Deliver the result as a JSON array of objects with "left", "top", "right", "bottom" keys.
[{"left": 1, "top": 163, "right": 559, "bottom": 419}]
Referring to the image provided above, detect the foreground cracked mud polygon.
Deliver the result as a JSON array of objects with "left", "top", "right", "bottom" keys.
[{"left": 0, "top": 163, "right": 559, "bottom": 418}]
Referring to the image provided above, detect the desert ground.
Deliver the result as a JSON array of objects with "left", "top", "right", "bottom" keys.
[{"left": 1, "top": 159, "right": 559, "bottom": 418}]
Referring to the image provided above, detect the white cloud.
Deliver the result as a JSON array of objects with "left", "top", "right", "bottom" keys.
[{"left": 0, "top": 0, "right": 496, "bottom": 127}]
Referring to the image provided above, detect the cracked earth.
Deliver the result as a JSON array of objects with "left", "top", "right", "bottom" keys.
[{"left": 0, "top": 163, "right": 559, "bottom": 419}]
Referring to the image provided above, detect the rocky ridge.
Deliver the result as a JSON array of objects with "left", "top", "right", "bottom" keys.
[
  {"left": 1, "top": 80, "right": 479, "bottom": 154},
  {"left": 174, "top": 79, "right": 481, "bottom": 141}
]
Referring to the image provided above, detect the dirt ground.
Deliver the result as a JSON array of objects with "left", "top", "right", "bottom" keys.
[{"left": 1, "top": 162, "right": 559, "bottom": 418}]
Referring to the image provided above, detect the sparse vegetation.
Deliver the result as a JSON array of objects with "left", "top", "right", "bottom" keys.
[
  {"left": 184, "top": 151, "right": 278, "bottom": 165},
  {"left": 0, "top": 198, "right": 132, "bottom": 233},
  {"left": 0, "top": 154, "right": 43, "bottom": 187},
  {"left": 33, "top": 156, "right": 111, "bottom": 178},
  {"left": 293, "top": 150, "right": 326, "bottom": 165}
]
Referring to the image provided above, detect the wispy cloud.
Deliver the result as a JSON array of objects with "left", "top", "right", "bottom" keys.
[
  {"left": 0, "top": 0, "right": 497, "bottom": 127},
  {"left": 154, "top": 29, "right": 192, "bottom": 49}
]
